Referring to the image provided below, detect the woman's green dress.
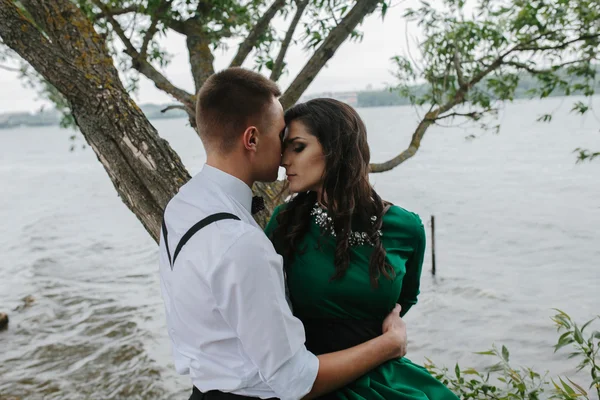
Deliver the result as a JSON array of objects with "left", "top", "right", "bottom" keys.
[{"left": 265, "top": 203, "right": 458, "bottom": 400}]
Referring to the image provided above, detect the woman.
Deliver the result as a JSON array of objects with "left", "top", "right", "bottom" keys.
[{"left": 265, "top": 99, "right": 457, "bottom": 400}]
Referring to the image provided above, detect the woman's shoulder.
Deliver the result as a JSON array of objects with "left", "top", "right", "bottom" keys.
[
  {"left": 382, "top": 204, "right": 425, "bottom": 239},
  {"left": 271, "top": 202, "right": 288, "bottom": 218}
]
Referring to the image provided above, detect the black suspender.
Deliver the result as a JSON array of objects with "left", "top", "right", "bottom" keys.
[
  {"left": 162, "top": 218, "right": 173, "bottom": 266},
  {"left": 162, "top": 212, "right": 241, "bottom": 269}
]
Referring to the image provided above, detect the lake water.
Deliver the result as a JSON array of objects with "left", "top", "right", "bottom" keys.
[{"left": 1, "top": 96, "right": 599, "bottom": 399}]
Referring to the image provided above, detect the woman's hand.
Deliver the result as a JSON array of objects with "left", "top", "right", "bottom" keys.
[{"left": 381, "top": 304, "right": 407, "bottom": 359}]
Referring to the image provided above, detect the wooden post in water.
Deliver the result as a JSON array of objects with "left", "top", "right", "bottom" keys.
[{"left": 431, "top": 215, "right": 436, "bottom": 276}]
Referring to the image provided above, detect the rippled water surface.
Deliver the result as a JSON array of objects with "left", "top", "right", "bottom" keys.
[{"left": 1, "top": 97, "right": 599, "bottom": 399}]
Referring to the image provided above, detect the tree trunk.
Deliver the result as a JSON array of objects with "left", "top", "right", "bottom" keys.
[
  {"left": 0, "top": 0, "right": 189, "bottom": 242},
  {"left": 252, "top": 181, "right": 288, "bottom": 228}
]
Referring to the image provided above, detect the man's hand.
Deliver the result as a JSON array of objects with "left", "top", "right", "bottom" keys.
[{"left": 381, "top": 304, "right": 407, "bottom": 359}]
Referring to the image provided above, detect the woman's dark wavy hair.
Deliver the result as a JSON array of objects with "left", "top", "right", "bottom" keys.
[{"left": 271, "top": 98, "right": 394, "bottom": 288}]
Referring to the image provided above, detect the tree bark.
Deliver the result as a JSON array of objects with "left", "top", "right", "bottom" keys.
[
  {"left": 252, "top": 181, "right": 288, "bottom": 228},
  {"left": 0, "top": 0, "right": 190, "bottom": 242},
  {"left": 185, "top": 24, "right": 215, "bottom": 93},
  {"left": 280, "top": 0, "right": 380, "bottom": 109}
]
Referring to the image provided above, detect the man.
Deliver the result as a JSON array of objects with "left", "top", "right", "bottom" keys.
[{"left": 159, "top": 67, "right": 407, "bottom": 400}]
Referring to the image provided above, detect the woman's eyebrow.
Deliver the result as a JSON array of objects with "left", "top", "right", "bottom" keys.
[{"left": 285, "top": 137, "right": 304, "bottom": 144}]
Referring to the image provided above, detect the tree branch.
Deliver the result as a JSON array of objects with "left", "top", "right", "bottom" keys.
[
  {"left": 0, "top": 63, "right": 20, "bottom": 72},
  {"left": 453, "top": 49, "right": 466, "bottom": 87},
  {"left": 516, "top": 34, "right": 600, "bottom": 52},
  {"left": 280, "top": 0, "right": 380, "bottom": 109},
  {"left": 370, "top": 84, "right": 470, "bottom": 173},
  {"left": 465, "top": 32, "right": 566, "bottom": 87},
  {"left": 164, "top": 18, "right": 186, "bottom": 35},
  {"left": 161, "top": 104, "right": 187, "bottom": 113},
  {"left": 370, "top": 30, "right": 600, "bottom": 174},
  {"left": 230, "top": 0, "right": 286, "bottom": 67},
  {"left": 93, "top": 0, "right": 195, "bottom": 112},
  {"left": 432, "top": 111, "right": 482, "bottom": 121},
  {"left": 505, "top": 57, "right": 595, "bottom": 74},
  {"left": 94, "top": 5, "right": 140, "bottom": 20},
  {"left": 270, "top": 0, "right": 309, "bottom": 82},
  {"left": 184, "top": 20, "right": 215, "bottom": 92},
  {"left": 140, "top": 0, "right": 172, "bottom": 59}
]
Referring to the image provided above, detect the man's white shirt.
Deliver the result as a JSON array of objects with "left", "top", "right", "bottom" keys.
[{"left": 159, "top": 165, "right": 319, "bottom": 400}]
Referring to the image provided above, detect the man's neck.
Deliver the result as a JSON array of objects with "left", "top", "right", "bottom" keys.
[{"left": 206, "top": 155, "right": 254, "bottom": 189}]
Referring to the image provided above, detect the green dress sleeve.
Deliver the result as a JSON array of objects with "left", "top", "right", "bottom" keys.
[
  {"left": 383, "top": 208, "right": 426, "bottom": 317},
  {"left": 398, "top": 213, "right": 425, "bottom": 316}
]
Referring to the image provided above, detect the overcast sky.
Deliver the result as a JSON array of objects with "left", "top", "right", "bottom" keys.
[{"left": 0, "top": 1, "right": 423, "bottom": 113}]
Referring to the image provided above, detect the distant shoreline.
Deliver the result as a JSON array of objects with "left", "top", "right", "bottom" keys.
[{"left": 1, "top": 88, "right": 598, "bottom": 130}]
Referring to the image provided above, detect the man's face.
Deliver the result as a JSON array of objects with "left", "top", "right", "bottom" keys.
[{"left": 254, "top": 97, "right": 285, "bottom": 182}]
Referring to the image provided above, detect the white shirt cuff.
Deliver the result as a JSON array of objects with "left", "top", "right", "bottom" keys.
[{"left": 263, "top": 346, "right": 319, "bottom": 400}]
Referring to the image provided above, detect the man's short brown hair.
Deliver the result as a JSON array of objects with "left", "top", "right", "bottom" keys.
[{"left": 196, "top": 67, "right": 281, "bottom": 153}]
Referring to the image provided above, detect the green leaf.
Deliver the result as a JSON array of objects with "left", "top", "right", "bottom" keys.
[
  {"left": 573, "top": 325, "right": 584, "bottom": 344},
  {"left": 555, "top": 335, "right": 575, "bottom": 353},
  {"left": 502, "top": 345, "right": 510, "bottom": 362},
  {"left": 536, "top": 114, "right": 552, "bottom": 123},
  {"left": 381, "top": 2, "right": 388, "bottom": 19},
  {"left": 485, "top": 362, "right": 504, "bottom": 373},
  {"left": 566, "top": 377, "right": 587, "bottom": 396},
  {"left": 571, "top": 101, "right": 589, "bottom": 115},
  {"left": 559, "top": 377, "right": 576, "bottom": 395},
  {"left": 576, "top": 358, "right": 590, "bottom": 372},
  {"left": 580, "top": 317, "right": 596, "bottom": 333},
  {"left": 463, "top": 368, "right": 481, "bottom": 376},
  {"left": 475, "top": 350, "right": 496, "bottom": 356}
]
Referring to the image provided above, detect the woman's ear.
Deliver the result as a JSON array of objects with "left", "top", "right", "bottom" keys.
[{"left": 242, "top": 126, "right": 258, "bottom": 151}]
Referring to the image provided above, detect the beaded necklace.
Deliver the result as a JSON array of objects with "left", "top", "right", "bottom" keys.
[{"left": 310, "top": 202, "right": 382, "bottom": 247}]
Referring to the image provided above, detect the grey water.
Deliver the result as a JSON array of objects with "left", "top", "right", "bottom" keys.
[{"left": 1, "top": 96, "right": 599, "bottom": 399}]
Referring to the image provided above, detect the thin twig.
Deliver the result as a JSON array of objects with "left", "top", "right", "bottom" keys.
[
  {"left": 0, "top": 63, "right": 20, "bottom": 72},
  {"left": 161, "top": 105, "right": 186, "bottom": 113},
  {"left": 140, "top": 0, "right": 172, "bottom": 59}
]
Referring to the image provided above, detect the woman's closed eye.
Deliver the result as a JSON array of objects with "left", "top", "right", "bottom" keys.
[{"left": 293, "top": 143, "right": 306, "bottom": 153}]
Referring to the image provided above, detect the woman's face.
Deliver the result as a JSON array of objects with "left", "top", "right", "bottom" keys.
[{"left": 281, "top": 120, "right": 326, "bottom": 194}]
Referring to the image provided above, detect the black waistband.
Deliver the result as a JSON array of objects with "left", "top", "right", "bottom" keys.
[
  {"left": 301, "top": 317, "right": 382, "bottom": 355},
  {"left": 190, "top": 387, "right": 278, "bottom": 400}
]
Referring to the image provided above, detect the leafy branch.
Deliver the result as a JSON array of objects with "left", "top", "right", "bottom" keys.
[
  {"left": 427, "top": 311, "right": 600, "bottom": 400},
  {"left": 371, "top": 0, "right": 600, "bottom": 172}
]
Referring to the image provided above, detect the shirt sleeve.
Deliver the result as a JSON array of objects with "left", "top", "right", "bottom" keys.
[{"left": 209, "top": 227, "right": 319, "bottom": 400}]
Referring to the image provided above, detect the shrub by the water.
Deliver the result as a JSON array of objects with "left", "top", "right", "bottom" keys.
[{"left": 426, "top": 310, "right": 600, "bottom": 399}]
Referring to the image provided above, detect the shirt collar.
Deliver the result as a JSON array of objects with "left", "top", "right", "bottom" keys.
[{"left": 200, "top": 164, "right": 253, "bottom": 213}]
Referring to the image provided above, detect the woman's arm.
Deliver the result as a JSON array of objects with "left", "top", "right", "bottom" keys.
[
  {"left": 303, "top": 304, "right": 407, "bottom": 399},
  {"left": 397, "top": 213, "right": 426, "bottom": 317}
]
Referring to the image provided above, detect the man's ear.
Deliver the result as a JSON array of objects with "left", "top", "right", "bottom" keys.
[{"left": 242, "top": 126, "right": 258, "bottom": 152}]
